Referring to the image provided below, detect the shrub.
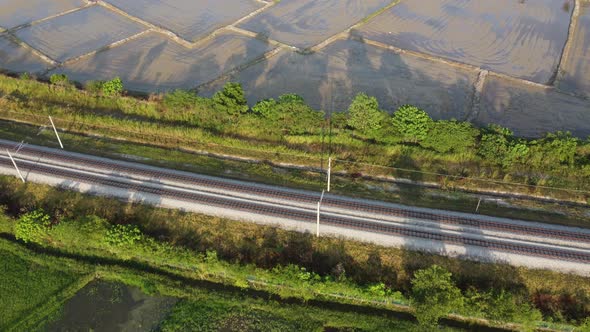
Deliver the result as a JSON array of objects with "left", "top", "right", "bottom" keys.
[
  {"left": 85, "top": 80, "right": 104, "bottom": 94},
  {"left": 14, "top": 210, "right": 51, "bottom": 244},
  {"left": 528, "top": 132, "right": 578, "bottom": 168},
  {"left": 477, "top": 125, "right": 513, "bottom": 163},
  {"left": 411, "top": 265, "right": 463, "bottom": 328},
  {"left": 420, "top": 120, "right": 478, "bottom": 153},
  {"left": 252, "top": 98, "right": 278, "bottom": 118},
  {"left": 100, "top": 77, "right": 124, "bottom": 96},
  {"left": 104, "top": 224, "right": 142, "bottom": 246},
  {"left": 49, "top": 74, "right": 69, "bottom": 86},
  {"left": 163, "top": 90, "right": 200, "bottom": 109},
  {"left": 391, "top": 105, "right": 433, "bottom": 143}
]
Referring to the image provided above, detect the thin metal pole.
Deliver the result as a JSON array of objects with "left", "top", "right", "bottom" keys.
[
  {"left": 316, "top": 202, "right": 320, "bottom": 237},
  {"left": 316, "top": 190, "right": 325, "bottom": 237},
  {"left": 327, "top": 157, "right": 332, "bottom": 192},
  {"left": 48, "top": 116, "right": 63, "bottom": 149},
  {"left": 475, "top": 197, "right": 482, "bottom": 213},
  {"left": 6, "top": 149, "right": 25, "bottom": 182}
]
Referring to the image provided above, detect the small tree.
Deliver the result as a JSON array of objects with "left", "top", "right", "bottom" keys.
[
  {"left": 212, "top": 82, "right": 249, "bottom": 115},
  {"left": 411, "top": 265, "right": 463, "bottom": 328},
  {"left": 391, "top": 105, "right": 432, "bottom": 143},
  {"left": 14, "top": 209, "right": 52, "bottom": 244},
  {"left": 347, "top": 93, "right": 384, "bottom": 138}
]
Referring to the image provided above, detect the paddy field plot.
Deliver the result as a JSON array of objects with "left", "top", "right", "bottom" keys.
[
  {"left": 238, "top": 0, "right": 392, "bottom": 49},
  {"left": 14, "top": 5, "right": 147, "bottom": 62},
  {"left": 0, "top": 35, "right": 48, "bottom": 73},
  {"left": 358, "top": 0, "right": 573, "bottom": 83},
  {"left": 52, "top": 31, "right": 275, "bottom": 92},
  {"left": 477, "top": 75, "right": 590, "bottom": 138},
  {"left": 104, "top": 0, "right": 263, "bottom": 42},
  {"left": 557, "top": 3, "right": 590, "bottom": 99},
  {"left": 0, "top": 0, "right": 84, "bottom": 30},
  {"left": 202, "top": 39, "right": 478, "bottom": 119}
]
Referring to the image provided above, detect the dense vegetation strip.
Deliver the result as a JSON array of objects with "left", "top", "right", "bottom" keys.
[
  {"left": 0, "top": 73, "right": 589, "bottom": 203},
  {"left": 0, "top": 239, "right": 433, "bottom": 332},
  {"left": 0, "top": 176, "right": 588, "bottom": 331}
]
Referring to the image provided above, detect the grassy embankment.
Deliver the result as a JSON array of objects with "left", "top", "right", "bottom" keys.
[
  {"left": 0, "top": 176, "right": 588, "bottom": 331},
  {"left": 0, "top": 239, "right": 431, "bottom": 332},
  {"left": 0, "top": 74, "right": 588, "bottom": 227},
  {"left": 0, "top": 73, "right": 589, "bottom": 205}
]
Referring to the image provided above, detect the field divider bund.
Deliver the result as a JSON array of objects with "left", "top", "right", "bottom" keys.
[
  {"left": 3, "top": 33, "right": 58, "bottom": 66},
  {"left": 552, "top": 0, "right": 582, "bottom": 86},
  {"left": 309, "top": 0, "right": 402, "bottom": 53},
  {"left": 46, "top": 29, "right": 153, "bottom": 73}
]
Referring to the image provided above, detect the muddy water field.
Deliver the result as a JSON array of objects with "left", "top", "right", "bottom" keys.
[{"left": 0, "top": 0, "right": 589, "bottom": 137}]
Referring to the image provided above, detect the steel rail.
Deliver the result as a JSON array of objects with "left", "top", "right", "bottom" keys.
[
  {"left": 1, "top": 141, "right": 589, "bottom": 244},
  {"left": 1, "top": 157, "right": 589, "bottom": 263}
]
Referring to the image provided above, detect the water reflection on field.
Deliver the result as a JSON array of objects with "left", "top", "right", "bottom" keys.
[{"left": 45, "top": 281, "right": 177, "bottom": 332}]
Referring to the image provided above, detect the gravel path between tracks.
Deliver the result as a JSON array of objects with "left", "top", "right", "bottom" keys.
[{"left": 1, "top": 140, "right": 589, "bottom": 276}]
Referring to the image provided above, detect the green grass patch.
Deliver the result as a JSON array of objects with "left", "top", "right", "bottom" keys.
[{"left": 0, "top": 248, "right": 85, "bottom": 330}]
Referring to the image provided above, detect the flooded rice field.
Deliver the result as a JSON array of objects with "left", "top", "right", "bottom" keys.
[
  {"left": 477, "top": 75, "right": 590, "bottom": 138},
  {"left": 45, "top": 280, "right": 177, "bottom": 332},
  {"left": 557, "top": 2, "right": 590, "bottom": 99},
  {"left": 1, "top": 0, "right": 589, "bottom": 137},
  {"left": 104, "top": 0, "right": 263, "bottom": 42},
  {"left": 0, "top": 35, "right": 48, "bottom": 73},
  {"left": 0, "top": 0, "right": 84, "bottom": 30},
  {"left": 238, "top": 0, "right": 392, "bottom": 49},
  {"left": 357, "top": 0, "right": 574, "bottom": 84},
  {"left": 52, "top": 31, "right": 275, "bottom": 92},
  {"left": 14, "top": 6, "right": 147, "bottom": 62}
]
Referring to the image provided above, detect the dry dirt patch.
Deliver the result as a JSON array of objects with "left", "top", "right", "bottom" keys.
[
  {"left": 0, "top": 35, "right": 48, "bottom": 74},
  {"left": 200, "top": 38, "right": 477, "bottom": 119},
  {"left": 104, "top": 0, "right": 263, "bottom": 42},
  {"left": 477, "top": 75, "right": 590, "bottom": 138},
  {"left": 358, "top": 0, "right": 573, "bottom": 84},
  {"left": 0, "top": 0, "right": 84, "bottom": 29},
  {"left": 557, "top": 2, "right": 590, "bottom": 99},
  {"left": 14, "top": 5, "right": 147, "bottom": 63},
  {"left": 238, "top": 0, "right": 392, "bottom": 49},
  {"left": 52, "top": 31, "right": 276, "bottom": 92}
]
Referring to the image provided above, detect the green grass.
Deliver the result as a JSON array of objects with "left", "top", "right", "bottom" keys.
[
  {"left": 0, "top": 248, "right": 84, "bottom": 330},
  {"left": 159, "top": 298, "right": 421, "bottom": 332}
]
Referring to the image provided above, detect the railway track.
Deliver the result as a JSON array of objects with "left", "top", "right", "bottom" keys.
[
  {"left": 1, "top": 142, "right": 590, "bottom": 266},
  {"left": 1, "top": 140, "right": 589, "bottom": 244}
]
